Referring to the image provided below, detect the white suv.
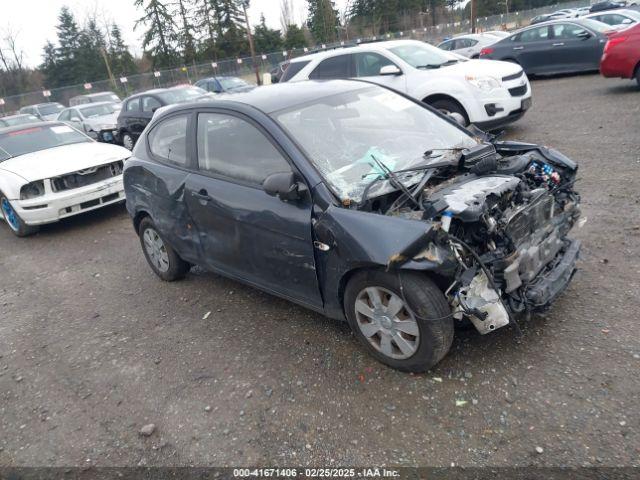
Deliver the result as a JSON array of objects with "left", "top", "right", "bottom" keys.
[{"left": 283, "top": 40, "right": 532, "bottom": 130}]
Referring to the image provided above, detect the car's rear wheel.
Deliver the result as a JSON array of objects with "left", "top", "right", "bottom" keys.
[
  {"left": 0, "top": 194, "right": 38, "bottom": 237},
  {"left": 635, "top": 64, "right": 640, "bottom": 88},
  {"left": 138, "top": 217, "right": 189, "bottom": 281},
  {"left": 122, "top": 132, "right": 135, "bottom": 151},
  {"left": 344, "top": 270, "right": 454, "bottom": 372},
  {"left": 428, "top": 98, "right": 469, "bottom": 126}
]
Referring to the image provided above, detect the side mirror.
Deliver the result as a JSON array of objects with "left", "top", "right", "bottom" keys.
[
  {"left": 379, "top": 65, "right": 402, "bottom": 76},
  {"left": 622, "top": 18, "right": 633, "bottom": 24},
  {"left": 263, "top": 172, "right": 305, "bottom": 201}
]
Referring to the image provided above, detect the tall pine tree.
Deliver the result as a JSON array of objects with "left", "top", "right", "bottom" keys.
[
  {"left": 307, "top": 0, "right": 340, "bottom": 43},
  {"left": 109, "top": 24, "right": 137, "bottom": 75},
  {"left": 134, "top": 0, "right": 178, "bottom": 67}
]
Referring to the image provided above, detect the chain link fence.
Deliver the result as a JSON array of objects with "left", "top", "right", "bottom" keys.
[{"left": 0, "top": 0, "right": 591, "bottom": 115}]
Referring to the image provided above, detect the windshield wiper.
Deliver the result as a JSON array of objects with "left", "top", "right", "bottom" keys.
[{"left": 416, "top": 59, "right": 459, "bottom": 70}]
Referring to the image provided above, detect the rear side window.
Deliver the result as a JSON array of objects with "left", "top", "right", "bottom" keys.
[
  {"left": 126, "top": 98, "right": 141, "bottom": 112},
  {"left": 309, "top": 55, "right": 351, "bottom": 79},
  {"left": 197, "top": 113, "right": 290, "bottom": 185},
  {"left": 281, "top": 61, "right": 311, "bottom": 82},
  {"left": 518, "top": 26, "right": 550, "bottom": 42},
  {"left": 148, "top": 115, "right": 189, "bottom": 166}
]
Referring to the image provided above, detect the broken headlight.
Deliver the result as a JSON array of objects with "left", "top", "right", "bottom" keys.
[{"left": 20, "top": 181, "right": 45, "bottom": 200}]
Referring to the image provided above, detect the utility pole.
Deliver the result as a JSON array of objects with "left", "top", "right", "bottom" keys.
[
  {"left": 100, "top": 48, "right": 117, "bottom": 90},
  {"left": 470, "top": 0, "right": 477, "bottom": 33},
  {"left": 242, "top": 0, "right": 262, "bottom": 86}
]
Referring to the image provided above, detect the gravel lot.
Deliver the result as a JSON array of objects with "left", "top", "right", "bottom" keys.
[{"left": 1, "top": 73, "right": 639, "bottom": 468}]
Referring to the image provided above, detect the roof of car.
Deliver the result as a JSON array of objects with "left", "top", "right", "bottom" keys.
[
  {"left": 517, "top": 17, "right": 609, "bottom": 31},
  {"left": 21, "top": 102, "right": 63, "bottom": 108},
  {"left": 1, "top": 114, "right": 36, "bottom": 119},
  {"left": 170, "top": 80, "right": 373, "bottom": 115},
  {"left": 289, "top": 39, "right": 425, "bottom": 63},
  {"left": 0, "top": 121, "right": 62, "bottom": 134}
]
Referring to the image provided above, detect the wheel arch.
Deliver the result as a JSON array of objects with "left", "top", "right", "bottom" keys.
[
  {"left": 336, "top": 264, "right": 451, "bottom": 317},
  {"left": 421, "top": 93, "right": 470, "bottom": 124},
  {"left": 133, "top": 209, "right": 151, "bottom": 233}
]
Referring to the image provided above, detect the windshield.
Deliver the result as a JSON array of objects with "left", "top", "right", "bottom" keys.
[
  {"left": 38, "top": 103, "right": 64, "bottom": 115},
  {"left": 219, "top": 77, "right": 249, "bottom": 90},
  {"left": 79, "top": 103, "right": 117, "bottom": 118},
  {"left": 388, "top": 42, "right": 460, "bottom": 68},
  {"left": 91, "top": 93, "right": 121, "bottom": 103},
  {"left": 0, "top": 124, "right": 91, "bottom": 160},
  {"left": 157, "top": 86, "right": 206, "bottom": 104},
  {"left": 274, "top": 86, "right": 477, "bottom": 202}
]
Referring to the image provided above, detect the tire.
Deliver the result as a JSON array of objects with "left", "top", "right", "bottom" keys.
[
  {"left": 0, "top": 194, "right": 39, "bottom": 237},
  {"left": 427, "top": 98, "right": 469, "bottom": 126},
  {"left": 122, "top": 132, "right": 135, "bottom": 151},
  {"left": 635, "top": 65, "right": 640, "bottom": 88},
  {"left": 344, "top": 269, "right": 454, "bottom": 372},
  {"left": 138, "top": 217, "right": 189, "bottom": 281}
]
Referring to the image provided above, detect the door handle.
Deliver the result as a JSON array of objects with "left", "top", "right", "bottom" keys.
[
  {"left": 513, "top": 46, "right": 524, "bottom": 50},
  {"left": 191, "top": 189, "right": 212, "bottom": 202},
  {"left": 552, "top": 42, "right": 565, "bottom": 46}
]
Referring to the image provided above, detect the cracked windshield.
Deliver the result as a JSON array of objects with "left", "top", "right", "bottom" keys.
[{"left": 275, "top": 86, "right": 478, "bottom": 202}]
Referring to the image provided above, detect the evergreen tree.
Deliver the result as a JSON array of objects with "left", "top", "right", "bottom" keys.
[
  {"left": 75, "top": 18, "right": 108, "bottom": 82},
  {"left": 283, "top": 24, "right": 307, "bottom": 49},
  {"left": 109, "top": 24, "right": 137, "bottom": 75},
  {"left": 134, "top": 0, "right": 178, "bottom": 67},
  {"left": 173, "top": 0, "right": 197, "bottom": 63},
  {"left": 216, "top": 0, "right": 249, "bottom": 57},
  {"left": 194, "top": 0, "right": 219, "bottom": 59},
  {"left": 253, "top": 14, "right": 283, "bottom": 53},
  {"left": 52, "top": 7, "right": 81, "bottom": 86},
  {"left": 307, "top": 0, "right": 340, "bottom": 43}
]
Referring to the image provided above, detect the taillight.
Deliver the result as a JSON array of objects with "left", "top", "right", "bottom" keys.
[
  {"left": 604, "top": 35, "right": 628, "bottom": 54},
  {"left": 480, "top": 47, "right": 494, "bottom": 56}
]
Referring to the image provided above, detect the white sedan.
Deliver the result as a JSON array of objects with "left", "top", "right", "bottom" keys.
[{"left": 0, "top": 122, "right": 130, "bottom": 236}]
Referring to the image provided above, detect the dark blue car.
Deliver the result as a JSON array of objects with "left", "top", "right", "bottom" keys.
[{"left": 123, "top": 80, "right": 582, "bottom": 372}]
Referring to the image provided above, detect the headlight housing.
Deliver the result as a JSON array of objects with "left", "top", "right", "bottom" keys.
[
  {"left": 465, "top": 75, "right": 501, "bottom": 91},
  {"left": 20, "top": 181, "right": 45, "bottom": 200}
]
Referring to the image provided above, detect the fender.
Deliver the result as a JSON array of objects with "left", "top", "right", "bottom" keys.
[
  {"left": 313, "top": 204, "right": 456, "bottom": 320},
  {"left": 0, "top": 168, "right": 29, "bottom": 200}
]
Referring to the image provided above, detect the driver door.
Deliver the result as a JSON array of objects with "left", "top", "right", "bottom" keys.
[{"left": 184, "top": 111, "right": 323, "bottom": 309}]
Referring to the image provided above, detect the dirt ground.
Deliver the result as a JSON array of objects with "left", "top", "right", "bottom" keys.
[{"left": 0, "top": 73, "right": 639, "bottom": 468}]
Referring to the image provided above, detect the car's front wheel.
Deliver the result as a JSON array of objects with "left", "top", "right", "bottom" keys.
[
  {"left": 344, "top": 270, "right": 454, "bottom": 372},
  {"left": 0, "top": 194, "right": 38, "bottom": 237},
  {"left": 428, "top": 98, "right": 469, "bottom": 126},
  {"left": 121, "top": 132, "right": 135, "bottom": 151},
  {"left": 138, "top": 217, "right": 190, "bottom": 281}
]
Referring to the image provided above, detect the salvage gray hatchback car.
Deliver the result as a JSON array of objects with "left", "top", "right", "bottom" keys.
[{"left": 124, "top": 80, "right": 582, "bottom": 372}]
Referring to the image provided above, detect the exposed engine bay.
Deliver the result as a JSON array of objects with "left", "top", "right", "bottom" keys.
[{"left": 357, "top": 139, "right": 583, "bottom": 334}]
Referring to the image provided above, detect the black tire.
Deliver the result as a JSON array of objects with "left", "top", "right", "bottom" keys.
[
  {"left": 138, "top": 217, "right": 189, "bottom": 281},
  {"left": 344, "top": 269, "right": 454, "bottom": 372},
  {"left": 0, "top": 194, "right": 39, "bottom": 237},
  {"left": 635, "top": 64, "right": 640, "bottom": 88},
  {"left": 427, "top": 98, "right": 469, "bottom": 126},
  {"left": 121, "top": 131, "right": 135, "bottom": 151}
]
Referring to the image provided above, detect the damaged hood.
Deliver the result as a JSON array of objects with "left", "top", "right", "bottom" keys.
[
  {"left": 0, "top": 142, "right": 130, "bottom": 182},
  {"left": 424, "top": 58, "right": 522, "bottom": 81}
]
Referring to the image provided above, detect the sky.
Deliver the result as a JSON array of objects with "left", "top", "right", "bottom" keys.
[{"left": 4, "top": 0, "right": 349, "bottom": 68}]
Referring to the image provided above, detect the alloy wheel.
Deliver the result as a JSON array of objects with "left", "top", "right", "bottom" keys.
[
  {"left": 142, "top": 227, "right": 170, "bottom": 273},
  {"left": 1, "top": 198, "right": 20, "bottom": 232},
  {"left": 123, "top": 134, "right": 134, "bottom": 151},
  {"left": 354, "top": 286, "right": 420, "bottom": 360}
]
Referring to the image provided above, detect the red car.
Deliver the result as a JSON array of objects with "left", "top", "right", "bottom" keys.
[{"left": 600, "top": 23, "right": 640, "bottom": 86}]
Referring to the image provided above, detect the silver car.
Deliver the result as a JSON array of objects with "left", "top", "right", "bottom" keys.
[
  {"left": 57, "top": 102, "right": 120, "bottom": 143},
  {"left": 437, "top": 33, "right": 505, "bottom": 58}
]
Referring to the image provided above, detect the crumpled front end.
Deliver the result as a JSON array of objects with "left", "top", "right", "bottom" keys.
[{"left": 382, "top": 142, "right": 583, "bottom": 334}]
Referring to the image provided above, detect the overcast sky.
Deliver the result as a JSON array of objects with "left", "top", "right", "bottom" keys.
[{"left": 5, "top": 0, "right": 349, "bottom": 67}]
